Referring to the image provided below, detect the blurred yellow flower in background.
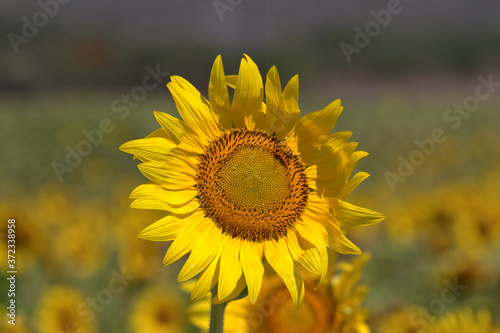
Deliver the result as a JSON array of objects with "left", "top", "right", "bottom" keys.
[
  {"left": 425, "top": 307, "right": 500, "bottom": 333},
  {"left": 129, "top": 286, "right": 187, "bottom": 333},
  {"left": 188, "top": 254, "right": 372, "bottom": 333},
  {"left": 386, "top": 181, "right": 500, "bottom": 256},
  {"left": 375, "top": 306, "right": 424, "bottom": 333},
  {"left": 450, "top": 185, "right": 500, "bottom": 257},
  {"left": 47, "top": 203, "right": 110, "bottom": 278},
  {"left": 35, "top": 285, "right": 96, "bottom": 333},
  {"left": 434, "top": 249, "right": 495, "bottom": 290},
  {"left": 117, "top": 226, "right": 164, "bottom": 281},
  {"left": 121, "top": 54, "right": 384, "bottom": 306},
  {"left": 0, "top": 306, "right": 29, "bottom": 333},
  {"left": 0, "top": 200, "right": 42, "bottom": 271},
  {"left": 385, "top": 186, "right": 459, "bottom": 251}
]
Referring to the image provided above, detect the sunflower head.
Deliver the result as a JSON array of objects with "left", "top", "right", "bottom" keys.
[
  {"left": 425, "top": 307, "right": 500, "bottom": 333},
  {"left": 120, "top": 54, "right": 384, "bottom": 307},
  {"left": 130, "top": 286, "right": 187, "bottom": 333},
  {"left": 35, "top": 286, "right": 96, "bottom": 333}
]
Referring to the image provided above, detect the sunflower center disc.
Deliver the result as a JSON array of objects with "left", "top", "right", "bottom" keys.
[
  {"left": 217, "top": 146, "right": 289, "bottom": 212},
  {"left": 197, "top": 129, "right": 308, "bottom": 241}
]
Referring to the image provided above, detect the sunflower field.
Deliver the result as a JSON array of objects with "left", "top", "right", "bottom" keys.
[{"left": 1, "top": 1, "right": 500, "bottom": 333}]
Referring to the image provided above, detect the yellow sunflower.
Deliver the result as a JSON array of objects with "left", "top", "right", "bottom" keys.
[
  {"left": 424, "top": 307, "right": 500, "bottom": 333},
  {"left": 130, "top": 286, "right": 187, "bottom": 333},
  {"left": 434, "top": 249, "right": 493, "bottom": 289},
  {"left": 120, "top": 54, "right": 384, "bottom": 306},
  {"left": 35, "top": 285, "right": 96, "bottom": 333},
  {"left": 375, "top": 306, "right": 426, "bottom": 333},
  {"left": 187, "top": 254, "right": 372, "bottom": 333},
  {"left": 1, "top": 306, "right": 29, "bottom": 333}
]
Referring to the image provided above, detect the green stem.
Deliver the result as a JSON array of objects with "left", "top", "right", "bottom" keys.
[{"left": 209, "top": 301, "right": 227, "bottom": 333}]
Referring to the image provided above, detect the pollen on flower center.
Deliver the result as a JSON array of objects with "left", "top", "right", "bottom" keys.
[
  {"left": 217, "top": 145, "right": 289, "bottom": 212},
  {"left": 196, "top": 129, "right": 308, "bottom": 241}
]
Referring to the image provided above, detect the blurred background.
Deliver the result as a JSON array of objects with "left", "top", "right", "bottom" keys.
[{"left": 1, "top": 0, "right": 499, "bottom": 332}]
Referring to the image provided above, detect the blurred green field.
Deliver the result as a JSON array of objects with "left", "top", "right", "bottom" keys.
[{"left": 1, "top": 82, "right": 499, "bottom": 332}]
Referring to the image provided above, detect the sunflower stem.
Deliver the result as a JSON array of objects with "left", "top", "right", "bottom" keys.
[{"left": 209, "top": 301, "right": 227, "bottom": 333}]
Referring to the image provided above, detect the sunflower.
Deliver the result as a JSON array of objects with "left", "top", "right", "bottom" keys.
[
  {"left": 1, "top": 306, "right": 29, "bottom": 333},
  {"left": 50, "top": 207, "right": 109, "bottom": 278},
  {"left": 424, "top": 307, "right": 500, "bottom": 333},
  {"left": 375, "top": 306, "right": 426, "bottom": 333},
  {"left": 129, "top": 286, "right": 187, "bottom": 333},
  {"left": 187, "top": 254, "right": 372, "bottom": 333},
  {"left": 451, "top": 184, "right": 500, "bottom": 256},
  {"left": 35, "top": 285, "right": 96, "bottom": 333},
  {"left": 120, "top": 54, "right": 384, "bottom": 306},
  {"left": 435, "top": 249, "right": 493, "bottom": 289},
  {"left": 0, "top": 200, "right": 40, "bottom": 271},
  {"left": 385, "top": 186, "right": 459, "bottom": 250}
]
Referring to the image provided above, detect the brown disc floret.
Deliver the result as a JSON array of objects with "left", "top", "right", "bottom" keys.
[{"left": 196, "top": 129, "right": 308, "bottom": 241}]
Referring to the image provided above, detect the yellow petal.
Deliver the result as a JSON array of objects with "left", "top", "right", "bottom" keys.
[
  {"left": 130, "top": 196, "right": 199, "bottom": 215},
  {"left": 138, "top": 214, "right": 187, "bottom": 241},
  {"left": 231, "top": 54, "right": 264, "bottom": 129},
  {"left": 178, "top": 223, "right": 220, "bottom": 282},
  {"left": 339, "top": 172, "right": 370, "bottom": 200},
  {"left": 276, "top": 74, "right": 300, "bottom": 139},
  {"left": 225, "top": 75, "right": 237, "bottom": 89},
  {"left": 190, "top": 253, "right": 221, "bottom": 303},
  {"left": 217, "top": 238, "right": 243, "bottom": 301},
  {"left": 297, "top": 247, "right": 322, "bottom": 276},
  {"left": 239, "top": 240, "right": 264, "bottom": 304},
  {"left": 189, "top": 232, "right": 232, "bottom": 302},
  {"left": 264, "top": 238, "right": 304, "bottom": 307},
  {"left": 130, "top": 199, "right": 170, "bottom": 211},
  {"left": 304, "top": 153, "right": 350, "bottom": 181},
  {"left": 167, "top": 78, "right": 220, "bottom": 141},
  {"left": 209, "top": 55, "right": 233, "bottom": 130},
  {"left": 165, "top": 199, "right": 200, "bottom": 215},
  {"left": 332, "top": 199, "right": 385, "bottom": 227},
  {"left": 153, "top": 111, "right": 205, "bottom": 153},
  {"left": 303, "top": 210, "right": 361, "bottom": 255},
  {"left": 137, "top": 161, "right": 196, "bottom": 190},
  {"left": 119, "top": 137, "right": 176, "bottom": 162},
  {"left": 286, "top": 230, "right": 305, "bottom": 261},
  {"left": 264, "top": 66, "right": 281, "bottom": 116},
  {"left": 297, "top": 131, "right": 353, "bottom": 165},
  {"left": 288, "top": 99, "right": 343, "bottom": 155},
  {"left": 346, "top": 151, "right": 369, "bottom": 179},
  {"left": 295, "top": 220, "right": 328, "bottom": 285},
  {"left": 308, "top": 176, "right": 346, "bottom": 198},
  {"left": 130, "top": 183, "right": 197, "bottom": 206},
  {"left": 145, "top": 127, "right": 170, "bottom": 140},
  {"left": 262, "top": 66, "right": 282, "bottom": 134},
  {"left": 166, "top": 149, "right": 200, "bottom": 169},
  {"left": 212, "top": 275, "right": 247, "bottom": 304},
  {"left": 162, "top": 221, "right": 204, "bottom": 266}
]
